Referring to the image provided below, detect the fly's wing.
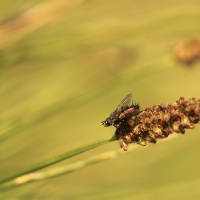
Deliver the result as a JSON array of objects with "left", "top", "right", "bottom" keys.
[
  {"left": 116, "top": 93, "right": 132, "bottom": 112},
  {"left": 110, "top": 93, "right": 133, "bottom": 118}
]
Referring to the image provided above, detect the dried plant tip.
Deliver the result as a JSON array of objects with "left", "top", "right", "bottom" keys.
[
  {"left": 116, "top": 97, "right": 200, "bottom": 151},
  {"left": 173, "top": 38, "right": 200, "bottom": 64}
]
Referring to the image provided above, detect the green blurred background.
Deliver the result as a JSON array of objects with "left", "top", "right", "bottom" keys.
[{"left": 0, "top": 0, "right": 200, "bottom": 199}]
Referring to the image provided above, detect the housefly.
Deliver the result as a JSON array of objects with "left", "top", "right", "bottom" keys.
[{"left": 101, "top": 93, "right": 140, "bottom": 127}]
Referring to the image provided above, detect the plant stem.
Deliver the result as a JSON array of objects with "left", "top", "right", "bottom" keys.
[
  {"left": 0, "top": 134, "right": 116, "bottom": 185},
  {"left": 1, "top": 144, "right": 137, "bottom": 189}
]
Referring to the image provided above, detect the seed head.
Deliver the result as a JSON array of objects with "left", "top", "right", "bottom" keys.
[
  {"left": 116, "top": 97, "right": 200, "bottom": 151},
  {"left": 173, "top": 39, "right": 200, "bottom": 64}
]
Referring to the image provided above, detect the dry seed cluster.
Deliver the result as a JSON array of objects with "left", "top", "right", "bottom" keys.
[{"left": 115, "top": 97, "right": 200, "bottom": 151}]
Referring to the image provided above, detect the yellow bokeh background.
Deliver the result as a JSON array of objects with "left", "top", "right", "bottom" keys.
[{"left": 0, "top": 0, "right": 200, "bottom": 199}]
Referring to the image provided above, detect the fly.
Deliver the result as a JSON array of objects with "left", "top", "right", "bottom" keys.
[{"left": 101, "top": 93, "right": 140, "bottom": 127}]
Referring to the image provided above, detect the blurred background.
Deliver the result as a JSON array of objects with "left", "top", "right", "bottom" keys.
[{"left": 0, "top": 0, "right": 200, "bottom": 199}]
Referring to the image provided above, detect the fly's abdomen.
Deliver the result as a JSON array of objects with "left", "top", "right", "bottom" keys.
[{"left": 119, "top": 105, "right": 140, "bottom": 120}]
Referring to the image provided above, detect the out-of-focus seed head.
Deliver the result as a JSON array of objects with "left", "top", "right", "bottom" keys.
[{"left": 173, "top": 38, "right": 200, "bottom": 64}]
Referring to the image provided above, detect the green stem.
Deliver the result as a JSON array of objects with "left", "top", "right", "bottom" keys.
[
  {"left": 0, "top": 134, "right": 116, "bottom": 185},
  {"left": 1, "top": 145, "right": 135, "bottom": 189}
]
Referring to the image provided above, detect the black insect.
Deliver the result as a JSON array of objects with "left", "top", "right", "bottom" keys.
[{"left": 101, "top": 93, "right": 140, "bottom": 127}]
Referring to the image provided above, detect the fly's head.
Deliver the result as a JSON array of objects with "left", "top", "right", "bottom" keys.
[{"left": 101, "top": 117, "right": 113, "bottom": 127}]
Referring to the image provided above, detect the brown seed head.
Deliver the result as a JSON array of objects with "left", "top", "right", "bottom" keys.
[{"left": 116, "top": 97, "right": 200, "bottom": 151}]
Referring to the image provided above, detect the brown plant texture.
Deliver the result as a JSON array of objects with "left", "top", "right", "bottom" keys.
[{"left": 116, "top": 97, "right": 200, "bottom": 151}]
